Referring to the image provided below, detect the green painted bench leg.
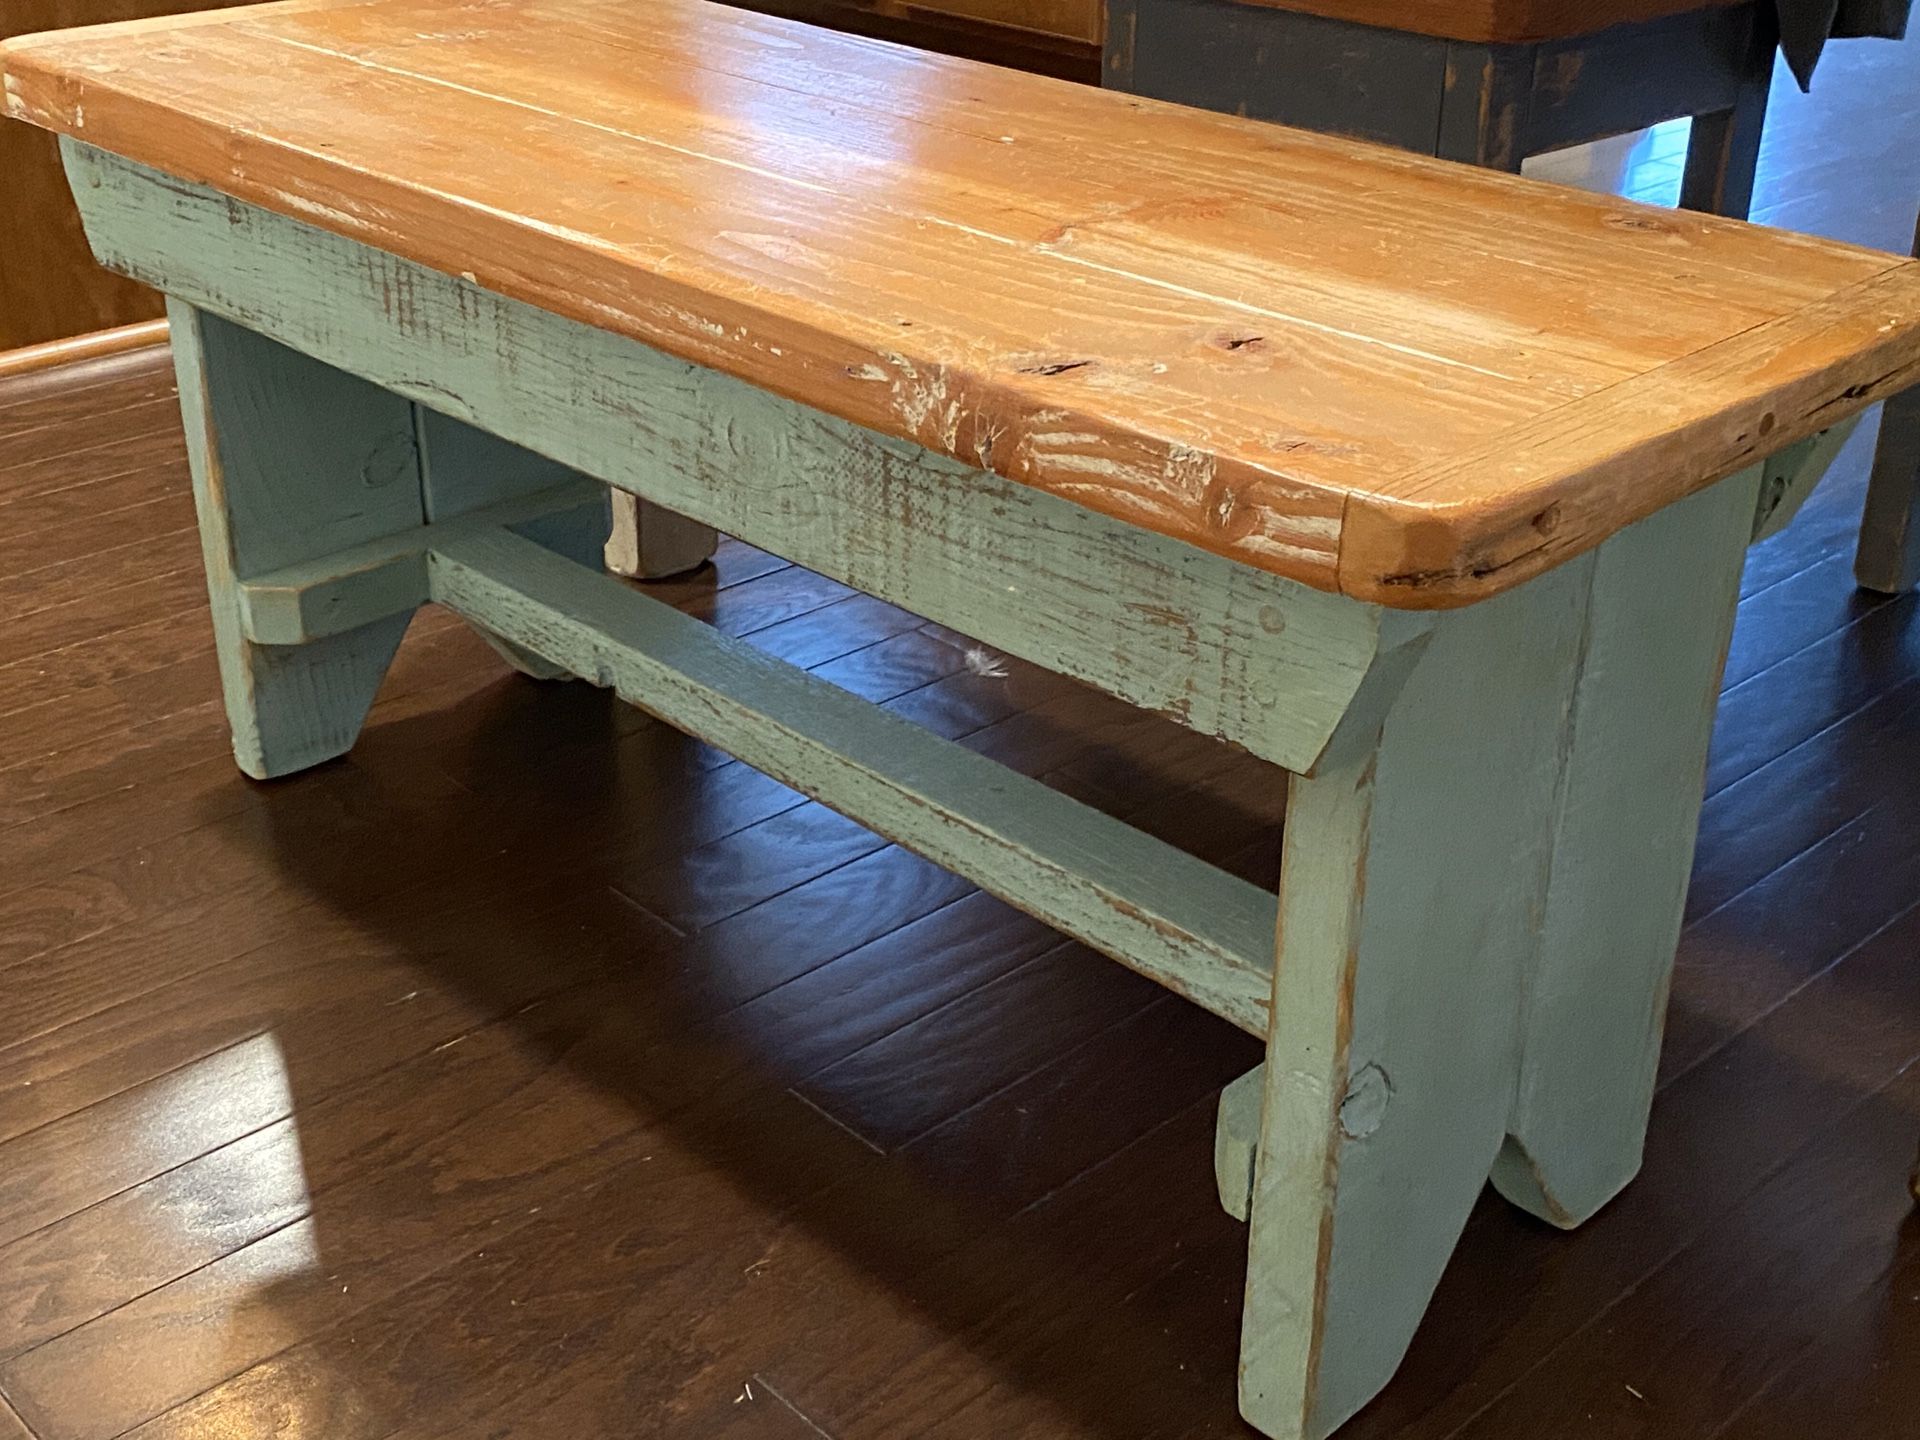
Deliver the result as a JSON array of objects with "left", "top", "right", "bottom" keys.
[
  {"left": 412, "top": 407, "right": 611, "bottom": 679},
  {"left": 1235, "top": 471, "right": 1764, "bottom": 1436},
  {"left": 1239, "top": 559, "right": 1595, "bottom": 1440},
  {"left": 605, "top": 491, "right": 718, "bottom": 579},
  {"left": 169, "top": 301, "right": 427, "bottom": 779},
  {"left": 1491, "top": 468, "right": 1761, "bottom": 1227}
]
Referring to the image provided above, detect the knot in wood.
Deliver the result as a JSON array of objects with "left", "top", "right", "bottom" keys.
[{"left": 1338, "top": 1062, "right": 1391, "bottom": 1140}]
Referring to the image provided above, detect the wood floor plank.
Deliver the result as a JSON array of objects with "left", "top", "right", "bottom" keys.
[
  {"left": 794, "top": 941, "right": 1163, "bottom": 1153},
  {"left": 0, "top": 419, "right": 193, "bottom": 507},
  {"left": 0, "top": 346, "right": 173, "bottom": 425},
  {"left": 0, "top": 491, "right": 193, "bottom": 581},
  {"left": 0, "top": 564, "right": 207, "bottom": 671},
  {"left": 0, "top": 386, "right": 179, "bottom": 472},
  {"left": 671, "top": 563, "right": 855, "bottom": 639},
  {"left": 1705, "top": 591, "right": 1920, "bottom": 798},
  {"left": 772, "top": 1097, "right": 1239, "bottom": 1439},
  {"left": 0, "top": 1008, "right": 662, "bottom": 1440},
  {"left": 894, "top": 993, "right": 1258, "bottom": 1211},
  {"left": 740, "top": 591, "right": 924, "bottom": 670},
  {"left": 610, "top": 800, "right": 889, "bottom": 936},
  {"left": 0, "top": 605, "right": 213, "bottom": 716},
  {"left": 80, "top": 900, "right": 1080, "bottom": 1440},
  {"left": 1715, "top": 1188, "right": 1920, "bottom": 1439},
  {"left": 1324, "top": 899, "right": 1920, "bottom": 1440},
  {"left": 1688, "top": 672, "right": 1920, "bottom": 920},
  {"left": 1722, "top": 551, "right": 1900, "bottom": 692},
  {"left": 0, "top": 1035, "right": 301, "bottom": 1249},
  {"left": 1664, "top": 791, "right": 1920, "bottom": 1086},
  {"left": 2, "top": 977, "right": 916, "bottom": 1440},
  {"left": 0, "top": 454, "right": 189, "bottom": 547},
  {"left": 0, "top": 953, "right": 680, "bottom": 1359},
  {"left": 0, "top": 521, "right": 198, "bottom": 618},
  {"left": 1444, "top": 1061, "right": 1920, "bottom": 1439}
]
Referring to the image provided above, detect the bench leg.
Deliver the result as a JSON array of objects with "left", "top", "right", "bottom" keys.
[
  {"left": 605, "top": 491, "right": 718, "bottom": 579},
  {"left": 171, "top": 302, "right": 617, "bottom": 769},
  {"left": 1240, "top": 560, "right": 1593, "bottom": 1440},
  {"left": 1237, "top": 470, "right": 1761, "bottom": 1437},
  {"left": 1490, "top": 471, "right": 1758, "bottom": 1226},
  {"left": 170, "top": 302, "right": 426, "bottom": 779}
]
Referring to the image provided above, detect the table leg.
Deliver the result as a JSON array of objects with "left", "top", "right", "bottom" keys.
[
  {"left": 1854, "top": 385, "right": 1920, "bottom": 594},
  {"left": 1854, "top": 216, "right": 1920, "bottom": 595},
  {"left": 1236, "top": 468, "right": 1763, "bottom": 1439},
  {"left": 1676, "top": 4, "right": 1774, "bottom": 217},
  {"left": 1434, "top": 43, "right": 1532, "bottom": 171}
]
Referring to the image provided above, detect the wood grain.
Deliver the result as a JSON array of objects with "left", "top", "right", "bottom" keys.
[{"left": 5, "top": 0, "right": 1917, "bottom": 603}]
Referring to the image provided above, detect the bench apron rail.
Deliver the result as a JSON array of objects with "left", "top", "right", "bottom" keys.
[
  {"left": 64, "top": 143, "right": 1413, "bottom": 780},
  {"left": 56, "top": 133, "right": 1864, "bottom": 1440}
]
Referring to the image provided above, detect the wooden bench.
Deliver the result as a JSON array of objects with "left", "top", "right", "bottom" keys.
[{"left": 6, "top": 1, "right": 1920, "bottom": 1433}]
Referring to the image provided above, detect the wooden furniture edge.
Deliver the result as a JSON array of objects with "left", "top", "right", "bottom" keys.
[
  {"left": 1338, "top": 261, "right": 1920, "bottom": 607},
  {"left": 0, "top": 316, "right": 167, "bottom": 380}
]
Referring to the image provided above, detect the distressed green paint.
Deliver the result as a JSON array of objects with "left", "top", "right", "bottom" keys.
[
  {"left": 1241, "top": 551, "right": 1594, "bottom": 1440},
  {"left": 429, "top": 525, "right": 1278, "bottom": 1032},
  {"left": 412, "top": 405, "right": 613, "bottom": 676},
  {"left": 1215, "top": 1062, "right": 1263, "bottom": 1222},
  {"left": 168, "top": 301, "right": 424, "bottom": 779},
  {"left": 237, "top": 479, "right": 603, "bottom": 644},
  {"left": 64, "top": 140, "right": 1408, "bottom": 776},
  {"left": 1491, "top": 466, "right": 1762, "bottom": 1228},
  {"left": 1750, "top": 419, "right": 1857, "bottom": 543}
]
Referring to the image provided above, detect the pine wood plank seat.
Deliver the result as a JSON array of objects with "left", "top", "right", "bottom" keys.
[{"left": 6, "top": 2, "right": 1920, "bottom": 1435}]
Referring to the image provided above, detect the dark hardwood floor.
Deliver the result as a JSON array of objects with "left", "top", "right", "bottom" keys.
[{"left": 2, "top": 34, "right": 1919, "bottom": 1440}]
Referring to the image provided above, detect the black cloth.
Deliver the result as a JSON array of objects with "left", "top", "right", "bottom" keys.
[{"left": 1779, "top": 0, "right": 1912, "bottom": 89}]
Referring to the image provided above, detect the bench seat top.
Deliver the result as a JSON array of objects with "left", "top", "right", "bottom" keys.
[{"left": 6, "top": 0, "right": 1919, "bottom": 607}]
